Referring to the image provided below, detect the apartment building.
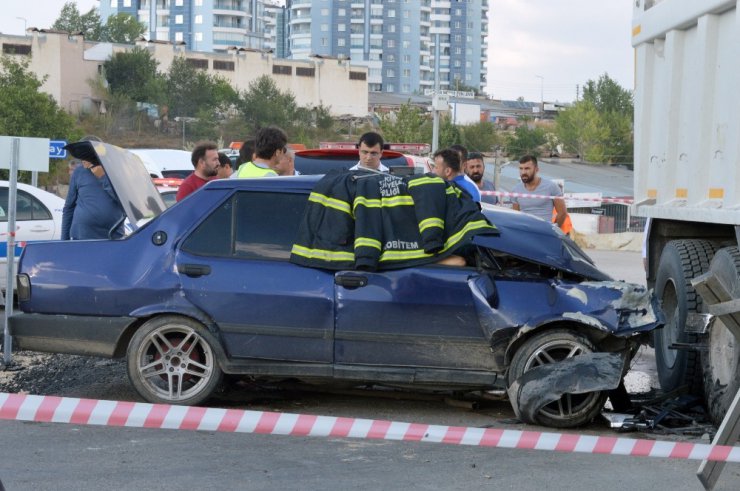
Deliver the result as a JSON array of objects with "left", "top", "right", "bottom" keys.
[
  {"left": 286, "top": 0, "right": 488, "bottom": 94},
  {"left": 99, "top": 0, "right": 279, "bottom": 52}
]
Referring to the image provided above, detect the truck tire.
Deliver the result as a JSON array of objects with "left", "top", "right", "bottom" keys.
[
  {"left": 654, "top": 240, "right": 718, "bottom": 394},
  {"left": 701, "top": 247, "right": 740, "bottom": 425}
]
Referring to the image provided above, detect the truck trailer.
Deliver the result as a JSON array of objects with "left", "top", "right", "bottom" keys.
[{"left": 633, "top": 0, "right": 740, "bottom": 424}]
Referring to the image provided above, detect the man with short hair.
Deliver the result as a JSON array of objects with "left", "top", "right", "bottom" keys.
[
  {"left": 465, "top": 151, "right": 497, "bottom": 205},
  {"left": 176, "top": 141, "right": 220, "bottom": 202},
  {"left": 511, "top": 154, "right": 566, "bottom": 226},
  {"left": 350, "top": 131, "right": 389, "bottom": 172},
  {"left": 275, "top": 147, "right": 300, "bottom": 176},
  {"left": 235, "top": 126, "right": 288, "bottom": 178},
  {"left": 432, "top": 148, "right": 481, "bottom": 202},
  {"left": 217, "top": 152, "right": 233, "bottom": 179}
]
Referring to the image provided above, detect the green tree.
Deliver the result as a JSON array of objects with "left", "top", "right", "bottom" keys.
[
  {"left": 379, "top": 101, "right": 427, "bottom": 142},
  {"left": 104, "top": 48, "right": 163, "bottom": 103},
  {"left": 582, "top": 73, "right": 633, "bottom": 116},
  {"left": 165, "top": 57, "right": 237, "bottom": 119},
  {"left": 0, "top": 56, "right": 80, "bottom": 139},
  {"left": 101, "top": 13, "right": 146, "bottom": 44},
  {"left": 236, "top": 75, "right": 298, "bottom": 132},
  {"left": 52, "top": 2, "right": 102, "bottom": 41},
  {"left": 555, "top": 100, "right": 609, "bottom": 162},
  {"left": 460, "top": 121, "right": 499, "bottom": 153},
  {"left": 505, "top": 124, "right": 546, "bottom": 158}
]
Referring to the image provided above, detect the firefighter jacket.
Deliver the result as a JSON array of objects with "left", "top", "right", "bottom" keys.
[{"left": 290, "top": 170, "right": 497, "bottom": 271}]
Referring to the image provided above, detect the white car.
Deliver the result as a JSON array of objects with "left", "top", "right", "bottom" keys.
[
  {"left": 129, "top": 149, "right": 193, "bottom": 179},
  {"left": 0, "top": 181, "right": 64, "bottom": 291}
]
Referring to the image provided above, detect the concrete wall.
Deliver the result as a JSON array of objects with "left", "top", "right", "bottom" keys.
[{"left": 1, "top": 31, "right": 368, "bottom": 117}]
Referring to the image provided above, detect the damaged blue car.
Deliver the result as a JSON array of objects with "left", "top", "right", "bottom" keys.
[{"left": 9, "top": 142, "right": 663, "bottom": 428}]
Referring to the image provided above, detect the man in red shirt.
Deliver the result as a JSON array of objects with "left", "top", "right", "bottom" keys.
[{"left": 176, "top": 142, "right": 220, "bottom": 202}]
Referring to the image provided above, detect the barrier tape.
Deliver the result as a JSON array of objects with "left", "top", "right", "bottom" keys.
[
  {"left": 1, "top": 392, "right": 737, "bottom": 462},
  {"left": 481, "top": 190, "right": 634, "bottom": 204}
]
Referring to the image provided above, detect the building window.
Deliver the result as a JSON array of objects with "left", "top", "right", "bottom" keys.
[
  {"left": 455, "top": 8, "right": 462, "bottom": 15},
  {"left": 273, "top": 65, "right": 292, "bottom": 75},
  {"left": 337, "top": 38, "right": 346, "bottom": 47},
  {"left": 402, "top": 40, "right": 409, "bottom": 49},
  {"left": 386, "top": 69, "right": 395, "bottom": 77},
  {"left": 403, "top": 55, "right": 410, "bottom": 63},
  {"left": 388, "top": 9, "right": 395, "bottom": 17},
  {"left": 402, "top": 84, "right": 410, "bottom": 92},
  {"left": 386, "top": 84, "right": 394, "bottom": 92},
  {"left": 195, "top": 15, "right": 203, "bottom": 24},
  {"left": 214, "top": 60, "right": 235, "bottom": 71},
  {"left": 175, "top": 32, "right": 183, "bottom": 42},
  {"left": 123, "top": 0, "right": 131, "bottom": 6},
  {"left": 321, "top": 8, "right": 329, "bottom": 15},
  {"left": 403, "top": 25, "right": 410, "bottom": 33},
  {"left": 454, "top": 60, "right": 461, "bottom": 68},
  {"left": 195, "top": 32, "right": 203, "bottom": 41},
  {"left": 402, "top": 69, "right": 410, "bottom": 77},
  {"left": 110, "top": 0, "right": 117, "bottom": 7},
  {"left": 387, "top": 39, "right": 395, "bottom": 48},
  {"left": 176, "top": 0, "right": 183, "bottom": 5},
  {"left": 296, "top": 67, "right": 315, "bottom": 77},
  {"left": 338, "top": 8, "right": 345, "bottom": 16},
  {"left": 195, "top": 0, "right": 202, "bottom": 6},
  {"left": 350, "top": 71, "right": 367, "bottom": 81},
  {"left": 387, "top": 54, "right": 395, "bottom": 62},
  {"left": 321, "top": 23, "right": 328, "bottom": 31},
  {"left": 454, "top": 21, "right": 460, "bottom": 28},
  {"left": 404, "top": 10, "right": 409, "bottom": 18},
  {"left": 454, "top": 34, "right": 461, "bottom": 42},
  {"left": 321, "top": 37, "right": 327, "bottom": 46},
  {"left": 186, "top": 58, "right": 208, "bottom": 69},
  {"left": 467, "top": 35, "right": 472, "bottom": 42},
  {"left": 455, "top": 47, "right": 461, "bottom": 54},
  {"left": 175, "top": 15, "right": 183, "bottom": 24},
  {"left": 2, "top": 43, "right": 31, "bottom": 55},
  {"left": 388, "top": 24, "right": 395, "bottom": 33},
  {"left": 338, "top": 24, "right": 346, "bottom": 31}
]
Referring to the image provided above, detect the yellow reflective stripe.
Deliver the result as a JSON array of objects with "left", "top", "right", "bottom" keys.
[
  {"left": 447, "top": 187, "right": 461, "bottom": 197},
  {"left": 419, "top": 217, "right": 444, "bottom": 232},
  {"left": 380, "top": 249, "right": 434, "bottom": 262},
  {"left": 353, "top": 196, "right": 382, "bottom": 212},
  {"left": 291, "top": 244, "right": 355, "bottom": 261},
  {"left": 407, "top": 176, "right": 445, "bottom": 188},
  {"left": 355, "top": 237, "right": 382, "bottom": 251},
  {"left": 441, "top": 220, "right": 496, "bottom": 252},
  {"left": 308, "top": 192, "right": 352, "bottom": 215},
  {"left": 381, "top": 196, "right": 414, "bottom": 207}
]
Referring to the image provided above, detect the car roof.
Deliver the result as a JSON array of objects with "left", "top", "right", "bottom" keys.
[{"left": 294, "top": 148, "right": 411, "bottom": 175}]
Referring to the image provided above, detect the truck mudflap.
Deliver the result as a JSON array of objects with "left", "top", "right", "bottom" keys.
[{"left": 507, "top": 352, "right": 626, "bottom": 425}]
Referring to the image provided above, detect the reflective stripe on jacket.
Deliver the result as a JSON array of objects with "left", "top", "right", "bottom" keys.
[{"left": 236, "top": 161, "right": 277, "bottom": 178}]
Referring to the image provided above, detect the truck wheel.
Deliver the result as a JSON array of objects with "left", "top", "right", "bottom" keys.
[
  {"left": 508, "top": 329, "right": 607, "bottom": 428},
  {"left": 654, "top": 240, "right": 717, "bottom": 394},
  {"left": 701, "top": 247, "right": 740, "bottom": 425},
  {"left": 127, "top": 315, "right": 223, "bottom": 406}
]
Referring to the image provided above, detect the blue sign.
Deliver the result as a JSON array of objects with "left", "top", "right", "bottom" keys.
[{"left": 49, "top": 140, "right": 67, "bottom": 159}]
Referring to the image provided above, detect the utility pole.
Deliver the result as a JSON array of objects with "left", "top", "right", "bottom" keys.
[
  {"left": 535, "top": 75, "right": 544, "bottom": 117},
  {"left": 432, "top": 33, "right": 441, "bottom": 153}
]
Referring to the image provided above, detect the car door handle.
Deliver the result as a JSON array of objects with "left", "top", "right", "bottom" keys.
[
  {"left": 335, "top": 274, "right": 368, "bottom": 289},
  {"left": 28, "top": 226, "right": 51, "bottom": 233},
  {"left": 177, "top": 264, "right": 211, "bottom": 277}
]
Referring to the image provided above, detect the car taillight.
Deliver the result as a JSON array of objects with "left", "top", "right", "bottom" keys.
[{"left": 16, "top": 273, "right": 30, "bottom": 302}]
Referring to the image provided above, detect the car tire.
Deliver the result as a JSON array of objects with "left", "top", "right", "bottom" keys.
[
  {"left": 507, "top": 329, "right": 607, "bottom": 428},
  {"left": 654, "top": 240, "right": 717, "bottom": 395},
  {"left": 701, "top": 247, "right": 740, "bottom": 425},
  {"left": 127, "top": 315, "right": 224, "bottom": 406}
]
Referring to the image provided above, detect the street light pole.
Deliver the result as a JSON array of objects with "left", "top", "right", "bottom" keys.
[{"left": 535, "top": 75, "right": 544, "bottom": 118}]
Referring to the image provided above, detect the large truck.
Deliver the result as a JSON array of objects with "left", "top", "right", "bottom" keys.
[{"left": 632, "top": 0, "right": 740, "bottom": 424}]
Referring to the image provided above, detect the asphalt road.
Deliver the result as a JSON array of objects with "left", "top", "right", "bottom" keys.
[{"left": 1, "top": 250, "right": 738, "bottom": 490}]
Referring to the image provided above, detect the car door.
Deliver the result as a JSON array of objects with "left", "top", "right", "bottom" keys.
[
  {"left": 334, "top": 264, "right": 496, "bottom": 371},
  {"left": 176, "top": 190, "right": 335, "bottom": 363}
]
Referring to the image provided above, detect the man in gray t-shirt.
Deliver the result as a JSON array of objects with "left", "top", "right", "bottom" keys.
[{"left": 511, "top": 155, "right": 567, "bottom": 226}]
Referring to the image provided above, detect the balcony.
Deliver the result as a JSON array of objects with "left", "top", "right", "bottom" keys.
[{"left": 213, "top": 1, "right": 244, "bottom": 10}]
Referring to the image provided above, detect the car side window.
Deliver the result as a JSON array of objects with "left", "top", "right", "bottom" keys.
[
  {"left": 0, "top": 188, "right": 52, "bottom": 222},
  {"left": 233, "top": 192, "right": 307, "bottom": 260},
  {"left": 181, "top": 191, "right": 307, "bottom": 260}
]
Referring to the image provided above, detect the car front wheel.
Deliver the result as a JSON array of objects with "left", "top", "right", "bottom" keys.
[
  {"left": 507, "top": 329, "right": 607, "bottom": 428},
  {"left": 127, "top": 315, "right": 223, "bottom": 405}
]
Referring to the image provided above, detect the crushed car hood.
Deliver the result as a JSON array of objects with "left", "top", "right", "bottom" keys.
[
  {"left": 475, "top": 206, "right": 610, "bottom": 281},
  {"left": 65, "top": 141, "right": 166, "bottom": 230}
]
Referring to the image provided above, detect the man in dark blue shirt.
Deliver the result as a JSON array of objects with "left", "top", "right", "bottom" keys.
[{"left": 62, "top": 159, "right": 125, "bottom": 240}]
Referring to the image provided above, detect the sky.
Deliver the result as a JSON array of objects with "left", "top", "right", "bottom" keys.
[{"left": 0, "top": 0, "right": 635, "bottom": 104}]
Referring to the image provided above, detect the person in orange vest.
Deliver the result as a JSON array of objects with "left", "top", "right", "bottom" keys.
[{"left": 552, "top": 207, "right": 573, "bottom": 235}]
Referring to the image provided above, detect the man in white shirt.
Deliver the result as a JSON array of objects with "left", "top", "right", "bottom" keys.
[{"left": 350, "top": 132, "right": 389, "bottom": 172}]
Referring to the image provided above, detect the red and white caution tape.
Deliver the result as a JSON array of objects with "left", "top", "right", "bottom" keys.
[
  {"left": 481, "top": 190, "right": 634, "bottom": 204},
  {"left": 1, "top": 392, "right": 737, "bottom": 462}
]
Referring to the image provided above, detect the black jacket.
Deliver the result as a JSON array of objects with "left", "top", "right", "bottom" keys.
[{"left": 290, "top": 170, "right": 497, "bottom": 271}]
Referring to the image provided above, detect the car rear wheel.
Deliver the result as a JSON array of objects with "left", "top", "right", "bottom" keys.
[
  {"left": 508, "top": 329, "right": 607, "bottom": 428},
  {"left": 127, "top": 316, "right": 223, "bottom": 405}
]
